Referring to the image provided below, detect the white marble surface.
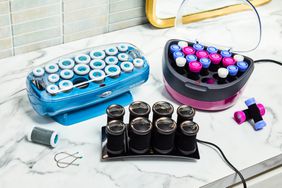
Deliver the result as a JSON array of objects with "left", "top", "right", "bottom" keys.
[{"left": 0, "top": 0, "right": 282, "bottom": 187}]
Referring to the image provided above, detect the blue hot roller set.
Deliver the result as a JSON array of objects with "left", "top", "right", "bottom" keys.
[{"left": 26, "top": 43, "right": 150, "bottom": 125}]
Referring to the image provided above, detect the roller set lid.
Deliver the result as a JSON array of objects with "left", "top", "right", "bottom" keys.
[{"left": 170, "top": 0, "right": 262, "bottom": 53}]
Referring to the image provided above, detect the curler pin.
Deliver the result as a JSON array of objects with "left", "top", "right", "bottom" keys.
[{"left": 54, "top": 152, "right": 82, "bottom": 168}]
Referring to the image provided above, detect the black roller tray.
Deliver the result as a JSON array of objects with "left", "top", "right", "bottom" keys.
[{"left": 101, "top": 126, "right": 200, "bottom": 160}]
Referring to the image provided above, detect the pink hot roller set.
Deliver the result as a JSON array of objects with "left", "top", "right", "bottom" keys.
[{"left": 162, "top": 0, "right": 262, "bottom": 111}]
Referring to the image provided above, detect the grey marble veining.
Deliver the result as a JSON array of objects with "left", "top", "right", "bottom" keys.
[{"left": 0, "top": 1, "right": 282, "bottom": 188}]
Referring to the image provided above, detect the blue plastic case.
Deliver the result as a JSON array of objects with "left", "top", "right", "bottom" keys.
[{"left": 26, "top": 43, "right": 150, "bottom": 125}]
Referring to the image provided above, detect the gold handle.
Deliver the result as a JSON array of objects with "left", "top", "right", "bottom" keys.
[{"left": 146, "top": 0, "right": 271, "bottom": 28}]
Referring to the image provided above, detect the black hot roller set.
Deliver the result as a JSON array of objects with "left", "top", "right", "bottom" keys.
[{"left": 101, "top": 101, "right": 200, "bottom": 160}]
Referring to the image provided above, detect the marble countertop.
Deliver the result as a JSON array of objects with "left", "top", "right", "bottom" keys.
[{"left": 0, "top": 1, "right": 282, "bottom": 188}]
